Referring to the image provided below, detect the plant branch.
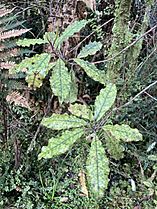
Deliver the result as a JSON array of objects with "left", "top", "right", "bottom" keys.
[{"left": 117, "top": 80, "right": 157, "bottom": 109}]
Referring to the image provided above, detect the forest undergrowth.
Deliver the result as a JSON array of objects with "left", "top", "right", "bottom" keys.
[{"left": 0, "top": 0, "right": 157, "bottom": 208}]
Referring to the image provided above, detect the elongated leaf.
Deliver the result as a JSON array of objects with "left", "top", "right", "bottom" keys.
[
  {"left": 103, "top": 124, "right": 143, "bottom": 142},
  {"left": 50, "top": 58, "right": 71, "bottom": 103},
  {"left": 74, "top": 58, "right": 106, "bottom": 84},
  {"left": 17, "top": 38, "right": 47, "bottom": 47},
  {"left": 78, "top": 41, "right": 102, "bottom": 58},
  {"left": 10, "top": 53, "right": 52, "bottom": 88},
  {"left": 64, "top": 70, "right": 78, "bottom": 103},
  {"left": 56, "top": 20, "right": 88, "bottom": 48},
  {"left": 94, "top": 83, "right": 117, "bottom": 121},
  {"left": 38, "top": 128, "right": 84, "bottom": 159},
  {"left": 41, "top": 113, "right": 87, "bottom": 130},
  {"left": 68, "top": 103, "right": 93, "bottom": 120},
  {"left": 86, "top": 136, "right": 110, "bottom": 199}
]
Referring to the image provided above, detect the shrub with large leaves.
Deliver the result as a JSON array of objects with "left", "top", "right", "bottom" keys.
[
  {"left": 9, "top": 19, "right": 105, "bottom": 103},
  {"left": 39, "top": 83, "right": 143, "bottom": 199}
]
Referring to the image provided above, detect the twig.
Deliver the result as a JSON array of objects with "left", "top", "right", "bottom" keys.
[
  {"left": 144, "top": 91, "right": 157, "bottom": 101},
  {"left": 117, "top": 80, "right": 157, "bottom": 109}
]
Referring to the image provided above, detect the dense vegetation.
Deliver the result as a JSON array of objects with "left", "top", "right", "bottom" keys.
[{"left": 0, "top": 0, "right": 157, "bottom": 208}]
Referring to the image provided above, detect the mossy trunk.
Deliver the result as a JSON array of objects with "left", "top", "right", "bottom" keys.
[
  {"left": 107, "top": 0, "right": 154, "bottom": 83},
  {"left": 107, "top": 0, "right": 132, "bottom": 81}
]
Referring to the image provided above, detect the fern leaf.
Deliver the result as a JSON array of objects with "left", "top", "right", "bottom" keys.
[
  {"left": 0, "top": 15, "right": 17, "bottom": 25},
  {"left": 41, "top": 113, "right": 87, "bottom": 130},
  {"left": 50, "top": 58, "right": 71, "bottom": 103},
  {"left": 103, "top": 124, "right": 143, "bottom": 142},
  {"left": 38, "top": 128, "right": 84, "bottom": 159},
  {"left": 0, "top": 61, "right": 15, "bottom": 69},
  {"left": 0, "top": 29, "right": 30, "bottom": 41},
  {"left": 78, "top": 41, "right": 102, "bottom": 58},
  {"left": 4, "top": 20, "right": 26, "bottom": 31},
  {"left": 56, "top": 20, "right": 88, "bottom": 48},
  {"left": 94, "top": 83, "right": 117, "bottom": 121},
  {"left": 74, "top": 58, "right": 106, "bottom": 84},
  {"left": 86, "top": 135, "right": 110, "bottom": 199},
  {"left": 0, "top": 8, "right": 15, "bottom": 18}
]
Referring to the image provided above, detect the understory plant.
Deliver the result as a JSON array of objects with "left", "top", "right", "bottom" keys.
[
  {"left": 8, "top": 17, "right": 144, "bottom": 199},
  {"left": 10, "top": 19, "right": 104, "bottom": 103},
  {"left": 38, "top": 82, "right": 143, "bottom": 199}
]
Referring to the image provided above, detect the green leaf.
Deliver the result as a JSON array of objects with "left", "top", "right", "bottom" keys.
[
  {"left": 68, "top": 103, "right": 93, "bottom": 120},
  {"left": 64, "top": 70, "right": 78, "bottom": 103},
  {"left": 50, "top": 58, "right": 71, "bottom": 103},
  {"left": 103, "top": 131, "right": 124, "bottom": 160},
  {"left": 74, "top": 58, "right": 106, "bottom": 84},
  {"left": 16, "top": 38, "right": 47, "bottom": 47},
  {"left": 10, "top": 53, "right": 52, "bottom": 88},
  {"left": 86, "top": 135, "right": 110, "bottom": 199},
  {"left": 56, "top": 20, "right": 88, "bottom": 48},
  {"left": 78, "top": 41, "right": 102, "bottom": 58},
  {"left": 38, "top": 128, "right": 84, "bottom": 159},
  {"left": 103, "top": 124, "right": 143, "bottom": 142},
  {"left": 94, "top": 83, "right": 117, "bottom": 121},
  {"left": 41, "top": 113, "right": 87, "bottom": 130}
]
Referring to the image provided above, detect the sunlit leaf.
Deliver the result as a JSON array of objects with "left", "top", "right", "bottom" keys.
[
  {"left": 10, "top": 53, "right": 52, "bottom": 88},
  {"left": 38, "top": 128, "right": 84, "bottom": 159},
  {"left": 86, "top": 135, "right": 110, "bottom": 199},
  {"left": 17, "top": 38, "right": 46, "bottom": 47},
  {"left": 94, "top": 83, "right": 117, "bottom": 121},
  {"left": 41, "top": 113, "right": 87, "bottom": 130},
  {"left": 103, "top": 124, "right": 143, "bottom": 142},
  {"left": 74, "top": 58, "right": 106, "bottom": 84},
  {"left": 68, "top": 103, "right": 93, "bottom": 120},
  {"left": 78, "top": 41, "right": 102, "bottom": 58}
]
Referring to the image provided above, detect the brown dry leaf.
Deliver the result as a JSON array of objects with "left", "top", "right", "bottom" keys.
[
  {"left": 79, "top": 0, "right": 96, "bottom": 11},
  {"left": 6, "top": 91, "right": 31, "bottom": 110},
  {"left": 78, "top": 171, "right": 89, "bottom": 197}
]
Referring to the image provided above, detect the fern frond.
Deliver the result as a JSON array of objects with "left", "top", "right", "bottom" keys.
[
  {"left": 0, "top": 61, "right": 15, "bottom": 69},
  {"left": 0, "top": 15, "right": 17, "bottom": 25},
  {"left": 0, "top": 48, "right": 19, "bottom": 60},
  {"left": 0, "top": 7, "right": 15, "bottom": 18},
  {"left": 6, "top": 91, "right": 31, "bottom": 110},
  {"left": 0, "top": 28, "right": 30, "bottom": 41},
  {"left": 4, "top": 21, "right": 26, "bottom": 31}
]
